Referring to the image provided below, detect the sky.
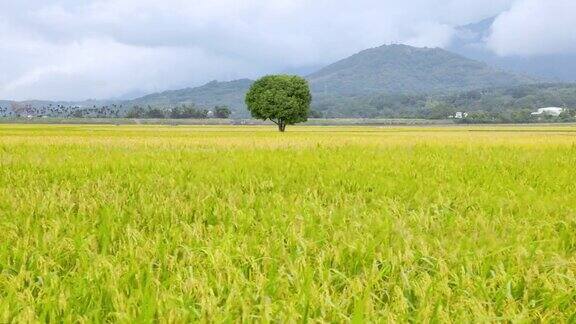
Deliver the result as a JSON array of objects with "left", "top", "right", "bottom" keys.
[{"left": 0, "top": 0, "right": 574, "bottom": 101}]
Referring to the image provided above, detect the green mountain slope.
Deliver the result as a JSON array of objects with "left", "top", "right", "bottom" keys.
[{"left": 307, "top": 44, "right": 534, "bottom": 95}]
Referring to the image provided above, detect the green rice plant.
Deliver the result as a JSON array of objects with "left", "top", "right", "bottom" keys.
[{"left": 0, "top": 125, "right": 575, "bottom": 322}]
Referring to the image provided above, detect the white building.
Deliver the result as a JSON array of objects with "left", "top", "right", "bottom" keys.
[
  {"left": 531, "top": 107, "right": 565, "bottom": 117},
  {"left": 454, "top": 112, "right": 468, "bottom": 119}
]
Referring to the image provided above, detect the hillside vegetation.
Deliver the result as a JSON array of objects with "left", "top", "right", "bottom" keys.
[{"left": 313, "top": 83, "right": 576, "bottom": 121}]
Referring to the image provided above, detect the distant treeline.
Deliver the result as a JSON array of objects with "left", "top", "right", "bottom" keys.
[
  {"left": 125, "top": 105, "right": 231, "bottom": 119},
  {"left": 0, "top": 104, "right": 232, "bottom": 119},
  {"left": 0, "top": 105, "right": 122, "bottom": 118}
]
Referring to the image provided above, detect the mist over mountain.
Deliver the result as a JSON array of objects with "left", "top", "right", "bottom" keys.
[{"left": 449, "top": 17, "right": 576, "bottom": 81}]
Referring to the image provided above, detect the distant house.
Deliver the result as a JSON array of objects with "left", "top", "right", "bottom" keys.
[
  {"left": 531, "top": 107, "right": 565, "bottom": 117},
  {"left": 449, "top": 112, "right": 468, "bottom": 119}
]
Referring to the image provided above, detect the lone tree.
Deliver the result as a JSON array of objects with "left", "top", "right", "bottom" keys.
[{"left": 245, "top": 75, "right": 311, "bottom": 132}]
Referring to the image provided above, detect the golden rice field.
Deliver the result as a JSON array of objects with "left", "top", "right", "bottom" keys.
[{"left": 1, "top": 124, "right": 575, "bottom": 322}]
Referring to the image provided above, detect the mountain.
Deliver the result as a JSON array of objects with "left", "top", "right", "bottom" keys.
[
  {"left": 124, "top": 44, "right": 534, "bottom": 116},
  {"left": 307, "top": 44, "right": 533, "bottom": 95},
  {"left": 449, "top": 17, "right": 576, "bottom": 82},
  {"left": 1, "top": 44, "right": 541, "bottom": 118}
]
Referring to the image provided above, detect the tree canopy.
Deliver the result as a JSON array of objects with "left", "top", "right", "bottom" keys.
[{"left": 245, "top": 75, "right": 311, "bottom": 131}]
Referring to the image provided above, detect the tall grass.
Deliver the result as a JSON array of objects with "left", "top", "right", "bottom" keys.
[{"left": 0, "top": 125, "right": 575, "bottom": 322}]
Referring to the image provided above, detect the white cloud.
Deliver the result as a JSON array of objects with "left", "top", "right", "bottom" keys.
[
  {"left": 488, "top": 0, "right": 576, "bottom": 56},
  {"left": 0, "top": 0, "right": 514, "bottom": 100},
  {"left": 0, "top": 37, "right": 262, "bottom": 100}
]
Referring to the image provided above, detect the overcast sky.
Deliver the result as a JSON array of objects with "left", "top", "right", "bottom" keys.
[{"left": 1, "top": 0, "right": 574, "bottom": 101}]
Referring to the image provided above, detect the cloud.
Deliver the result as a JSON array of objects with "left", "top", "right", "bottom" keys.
[
  {"left": 488, "top": 0, "right": 576, "bottom": 56},
  {"left": 0, "top": 38, "right": 260, "bottom": 100},
  {"left": 0, "top": 0, "right": 512, "bottom": 101}
]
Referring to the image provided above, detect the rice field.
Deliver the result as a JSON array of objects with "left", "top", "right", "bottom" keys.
[{"left": 0, "top": 124, "right": 575, "bottom": 322}]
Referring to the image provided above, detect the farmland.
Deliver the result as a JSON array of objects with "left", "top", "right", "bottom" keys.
[{"left": 0, "top": 124, "right": 575, "bottom": 322}]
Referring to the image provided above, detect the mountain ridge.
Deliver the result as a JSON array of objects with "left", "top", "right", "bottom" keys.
[
  {"left": 1, "top": 44, "right": 541, "bottom": 117},
  {"left": 124, "top": 44, "right": 536, "bottom": 116}
]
